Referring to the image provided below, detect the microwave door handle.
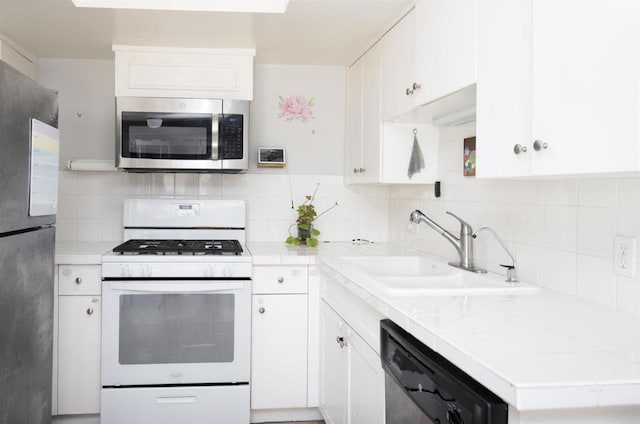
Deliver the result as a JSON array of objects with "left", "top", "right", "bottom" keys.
[
  {"left": 108, "top": 282, "right": 244, "bottom": 293},
  {"left": 212, "top": 113, "right": 220, "bottom": 160}
]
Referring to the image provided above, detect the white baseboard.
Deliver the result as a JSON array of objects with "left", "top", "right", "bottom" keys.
[{"left": 251, "top": 407, "right": 323, "bottom": 423}]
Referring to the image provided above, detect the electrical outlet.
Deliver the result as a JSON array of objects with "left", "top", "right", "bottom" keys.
[{"left": 614, "top": 236, "right": 637, "bottom": 277}]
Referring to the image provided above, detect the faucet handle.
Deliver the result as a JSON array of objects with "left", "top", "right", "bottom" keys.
[{"left": 446, "top": 211, "right": 473, "bottom": 234}]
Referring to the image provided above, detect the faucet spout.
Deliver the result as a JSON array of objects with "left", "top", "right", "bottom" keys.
[
  {"left": 409, "top": 210, "right": 486, "bottom": 273},
  {"left": 409, "top": 210, "right": 459, "bottom": 246}
]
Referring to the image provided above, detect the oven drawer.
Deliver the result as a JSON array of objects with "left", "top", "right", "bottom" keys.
[
  {"left": 59, "top": 265, "right": 101, "bottom": 295},
  {"left": 252, "top": 265, "right": 308, "bottom": 294},
  {"left": 101, "top": 385, "right": 250, "bottom": 424}
]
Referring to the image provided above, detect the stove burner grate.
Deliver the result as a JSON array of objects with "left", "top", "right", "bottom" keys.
[{"left": 113, "top": 239, "right": 244, "bottom": 255}]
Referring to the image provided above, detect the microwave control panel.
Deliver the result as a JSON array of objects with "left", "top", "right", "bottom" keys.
[{"left": 220, "top": 114, "right": 244, "bottom": 159}]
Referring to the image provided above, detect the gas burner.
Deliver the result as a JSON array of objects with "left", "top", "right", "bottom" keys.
[{"left": 113, "top": 239, "right": 244, "bottom": 255}]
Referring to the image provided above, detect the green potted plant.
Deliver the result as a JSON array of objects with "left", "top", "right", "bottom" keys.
[{"left": 285, "top": 184, "right": 338, "bottom": 247}]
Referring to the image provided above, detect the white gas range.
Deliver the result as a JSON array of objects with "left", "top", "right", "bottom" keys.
[{"left": 101, "top": 199, "right": 252, "bottom": 424}]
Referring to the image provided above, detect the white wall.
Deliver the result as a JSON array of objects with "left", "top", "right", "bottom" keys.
[
  {"left": 388, "top": 124, "right": 640, "bottom": 315},
  {"left": 250, "top": 65, "right": 345, "bottom": 175},
  {"left": 37, "top": 59, "right": 115, "bottom": 168},
  {"left": 37, "top": 60, "right": 346, "bottom": 175}
]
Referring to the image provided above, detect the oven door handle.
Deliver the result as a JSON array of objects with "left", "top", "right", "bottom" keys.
[{"left": 107, "top": 282, "right": 244, "bottom": 293}]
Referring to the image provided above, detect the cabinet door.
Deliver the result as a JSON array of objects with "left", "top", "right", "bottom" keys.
[
  {"left": 414, "top": 0, "right": 477, "bottom": 105},
  {"left": 114, "top": 49, "right": 254, "bottom": 100},
  {"left": 381, "top": 10, "right": 416, "bottom": 121},
  {"left": 251, "top": 294, "right": 308, "bottom": 409},
  {"left": 476, "top": 0, "right": 533, "bottom": 178},
  {"left": 361, "top": 43, "right": 382, "bottom": 183},
  {"left": 320, "top": 302, "right": 348, "bottom": 424},
  {"left": 57, "top": 296, "right": 101, "bottom": 415},
  {"left": 347, "top": 330, "right": 385, "bottom": 424},
  {"left": 345, "top": 58, "right": 364, "bottom": 184},
  {"left": 530, "top": 0, "right": 640, "bottom": 175}
]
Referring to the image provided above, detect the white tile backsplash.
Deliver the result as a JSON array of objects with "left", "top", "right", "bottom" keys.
[
  {"left": 576, "top": 254, "right": 617, "bottom": 308},
  {"left": 57, "top": 165, "right": 640, "bottom": 315},
  {"left": 578, "top": 179, "right": 618, "bottom": 207},
  {"left": 576, "top": 207, "right": 618, "bottom": 258},
  {"left": 385, "top": 127, "right": 640, "bottom": 315},
  {"left": 58, "top": 170, "right": 389, "bottom": 245}
]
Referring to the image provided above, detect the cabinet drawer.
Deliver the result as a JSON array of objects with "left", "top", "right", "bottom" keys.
[
  {"left": 252, "top": 266, "right": 308, "bottom": 294},
  {"left": 58, "top": 265, "right": 101, "bottom": 295}
]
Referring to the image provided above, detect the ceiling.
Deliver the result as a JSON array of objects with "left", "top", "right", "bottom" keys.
[{"left": 0, "top": 0, "right": 413, "bottom": 65}]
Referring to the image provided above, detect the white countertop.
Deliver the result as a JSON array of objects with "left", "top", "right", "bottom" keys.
[
  {"left": 55, "top": 241, "right": 119, "bottom": 264},
  {"left": 314, "top": 244, "right": 640, "bottom": 412}
]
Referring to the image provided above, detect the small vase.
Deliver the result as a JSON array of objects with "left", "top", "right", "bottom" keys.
[{"left": 297, "top": 225, "right": 312, "bottom": 243}]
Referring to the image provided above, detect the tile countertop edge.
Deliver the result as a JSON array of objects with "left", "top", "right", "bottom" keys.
[{"left": 316, "top": 251, "right": 640, "bottom": 413}]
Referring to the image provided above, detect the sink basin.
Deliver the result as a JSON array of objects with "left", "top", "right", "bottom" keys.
[
  {"left": 375, "top": 275, "right": 538, "bottom": 296},
  {"left": 336, "top": 255, "right": 539, "bottom": 296},
  {"left": 338, "top": 255, "right": 460, "bottom": 278}
]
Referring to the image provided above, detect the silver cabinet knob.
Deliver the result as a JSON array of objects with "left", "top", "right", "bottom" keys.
[
  {"left": 277, "top": 276, "right": 284, "bottom": 283},
  {"left": 86, "top": 308, "right": 94, "bottom": 316},
  {"left": 513, "top": 144, "right": 528, "bottom": 155},
  {"left": 533, "top": 139, "right": 548, "bottom": 151},
  {"left": 359, "top": 167, "right": 365, "bottom": 173},
  {"left": 406, "top": 88, "right": 413, "bottom": 96},
  {"left": 75, "top": 277, "right": 82, "bottom": 284},
  {"left": 353, "top": 167, "right": 359, "bottom": 174},
  {"left": 412, "top": 82, "right": 421, "bottom": 91},
  {"left": 258, "top": 307, "right": 265, "bottom": 314},
  {"left": 336, "top": 336, "right": 347, "bottom": 348}
]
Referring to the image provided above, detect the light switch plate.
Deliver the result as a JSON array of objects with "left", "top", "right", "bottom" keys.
[{"left": 614, "top": 235, "right": 637, "bottom": 277}]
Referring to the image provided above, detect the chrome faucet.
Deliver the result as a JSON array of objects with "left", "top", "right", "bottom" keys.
[
  {"left": 472, "top": 227, "right": 519, "bottom": 283},
  {"left": 409, "top": 210, "right": 486, "bottom": 273}
]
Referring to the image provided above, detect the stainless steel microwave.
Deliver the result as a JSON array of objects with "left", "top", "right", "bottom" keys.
[{"left": 116, "top": 97, "right": 248, "bottom": 172}]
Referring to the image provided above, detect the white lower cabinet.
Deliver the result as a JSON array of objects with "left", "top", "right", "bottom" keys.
[
  {"left": 251, "top": 265, "right": 314, "bottom": 412},
  {"left": 251, "top": 294, "right": 308, "bottom": 409},
  {"left": 347, "top": 330, "right": 385, "bottom": 424},
  {"left": 320, "top": 303, "right": 349, "bottom": 424},
  {"left": 320, "top": 302, "right": 385, "bottom": 424},
  {"left": 319, "top": 263, "right": 385, "bottom": 424},
  {"left": 55, "top": 265, "right": 101, "bottom": 415}
]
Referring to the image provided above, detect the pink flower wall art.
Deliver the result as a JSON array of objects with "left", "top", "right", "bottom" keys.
[{"left": 278, "top": 95, "right": 315, "bottom": 123}]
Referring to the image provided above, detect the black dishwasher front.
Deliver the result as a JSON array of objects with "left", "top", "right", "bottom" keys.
[{"left": 381, "top": 319, "right": 508, "bottom": 424}]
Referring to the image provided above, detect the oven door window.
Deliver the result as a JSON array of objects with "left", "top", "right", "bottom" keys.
[
  {"left": 121, "top": 112, "right": 214, "bottom": 160},
  {"left": 118, "top": 293, "right": 234, "bottom": 364}
]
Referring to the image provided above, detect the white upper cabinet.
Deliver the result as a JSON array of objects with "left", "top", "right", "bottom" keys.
[
  {"left": 345, "top": 56, "right": 365, "bottom": 185},
  {"left": 113, "top": 45, "right": 255, "bottom": 100},
  {"left": 346, "top": 40, "right": 440, "bottom": 185},
  {"left": 379, "top": 2, "right": 477, "bottom": 119},
  {"left": 345, "top": 44, "right": 383, "bottom": 184},
  {"left": 413, "top": 0, "right": 477, "bottom": 106},
  {"left": 381, "top": 9, "right": 416, "bottom": 121},
  {"left": 477, "top": 0, "right": 640, "bottom": 178}
]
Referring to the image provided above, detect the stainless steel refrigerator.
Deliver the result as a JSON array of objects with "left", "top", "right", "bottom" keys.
[{"left": 0, "top": 60, "right": 59, "bottom": 424}]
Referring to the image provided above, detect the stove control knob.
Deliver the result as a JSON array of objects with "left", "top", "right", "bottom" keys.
[
  {"left": 144, "top": 265, "right": 152, "bottom": 277},
  {"left": 122, "top": 265, "right": 131, "bottom": 277}
]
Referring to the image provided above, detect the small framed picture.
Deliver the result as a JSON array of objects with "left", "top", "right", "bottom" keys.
[
  {"left": 463, "top": 136, "right": 476, "bottom": 176},
  {"left": 258, "top": 147, "right": 286, "bottom": 168}
]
